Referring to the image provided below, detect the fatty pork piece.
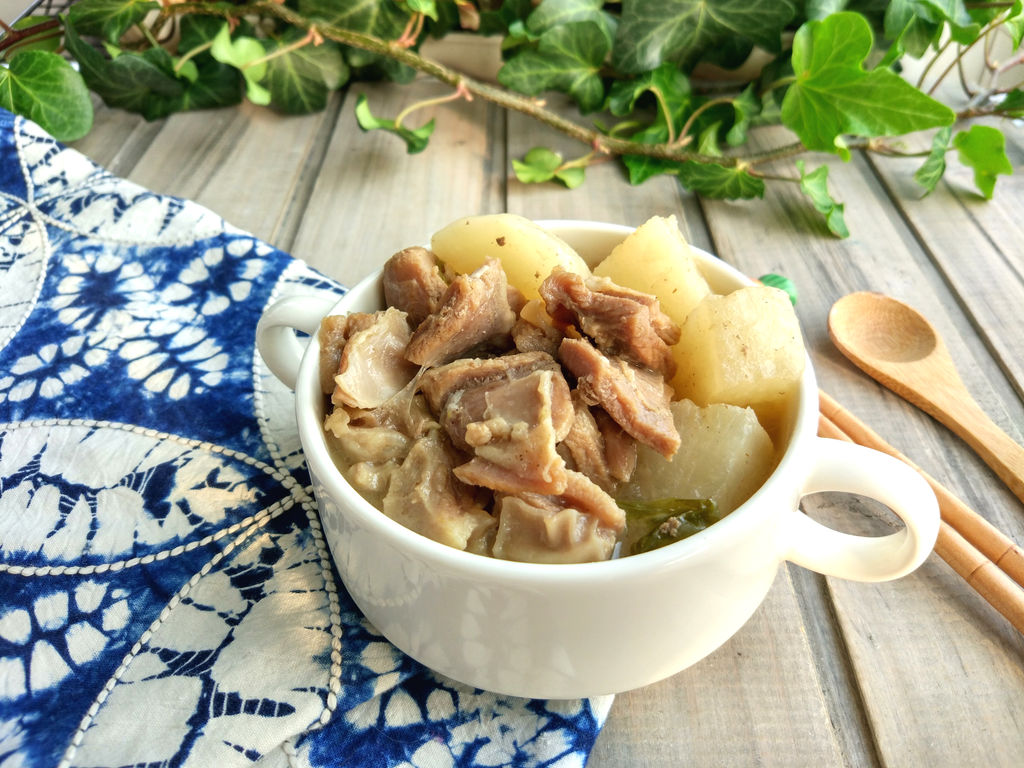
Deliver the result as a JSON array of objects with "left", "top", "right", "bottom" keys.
[
  {"left": 382, "top": 246, "right": 448, "bottom": 327},
  {"left": 382, "top": 430, "right": 496, "bottom": 553},
  {"left": 331, "top": 307, "right": 419, "bottom": 410},
  {"left": 540, "top": 268, "right": 681, "bottom": 378},
  {"left": 559, "top": 337, "right": 681, "bottom": 458},
  {"left": 558, "top": 391, "right": 637, "bottom": 492},
  {"left": 443, "top": 368, "right": 574, "bottom": 496},
  {"left": 492, "top": 471, "right": 626, "bottom": 564},
  {"left": 405, "top": 257, "right": 517, "bottom": 367},
  {"left": 317, "top": 312, "right": 378, "bottom": 395},
  {"left": 419, "top": 350, "right": 562, "bottom": 413}
]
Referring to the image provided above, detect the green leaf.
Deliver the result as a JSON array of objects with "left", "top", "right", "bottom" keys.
[
  {"left": 263, "top": 35, "right": 349, "bottom": 114},
  {"left": 209, "top": 24, "right": 270, "bottom": 105},
  {"left": 608, "top": 62, "right": 690, "bottom": 119},
  {"left": 758, "top": 273, "right": 798, "bottom": 305},
  {"left": 512, "top": 146, "right": 587, "bottom": 188},
  {"left": 556, "top": 165, "right": 586, "bottom": 188},
  {"left": 512, "top": 146, "right": 562, "bottom": 183},
  {"left": 64, "top": 21, "right": 187, "bottom": 120},
  {"left": 997, "top": 89, "right": 1024, "bottom": 117},
  {"left": 697, "top": 121, "right": 723, "bottom": 157},
  {"left": 354, "top": 93, "right": 435, "bottom": 153},
  {"left": 883, "top": 0, "right": 942, "bottom": 59},
  {"left": 498, "top": 21, "right": 610, "bottom": 113},
  {"left": 795, "top": 160, "right": 849, "bottom": 238},
  {"left": 177, "top": 60, "right": 244, "bottom": 112},
  {"left": 726, "top": 84, "right": 759, "bottom": 146},
  {"left": 612, "top": 0, "right": 796, "bottom": 73},
  {"left": 918, "top": 0, "right": 979, "bottom": 44},
  {"left": 781, "top": 12, "right": 954, "bottom": 153},
  {"left": 0, "top": 50, "right": 93, "bottom": 141},
  {"left": 620, "top": 122, "right": 679, "bottom": 184},
  {"left": 952, "top": 125, "right": 1013, "bottom": 199},
  {"left": 676, "top": 162, "right": 765, "bottom": 199},
  {"left": 405, "top": 0, "right": 439, "bottom": 21},
  {"left": 914, "top": 125, "right": 951, "bottom": 195},
  {"left": 66, "top": 0, "right": 160, "bottom": 44},
  {"left": 298, "top": 0, "right": 413, "bottom": 79},
  {"left": 526, "top": 0, "right": 617, "bottom": 46}
]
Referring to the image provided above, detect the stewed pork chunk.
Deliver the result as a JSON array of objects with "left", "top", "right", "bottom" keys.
[
  {"left": 405, "top": 257, "right": 517, "bottom": 367},
  {"left": 381, "top": 246, "right": 449, "bottom": 327},
  {"left": 540, "top": 267, "right": 680, "bottom": 378},
  {"left": 558, "top": 337, "right": 680, "bottom": 458}
]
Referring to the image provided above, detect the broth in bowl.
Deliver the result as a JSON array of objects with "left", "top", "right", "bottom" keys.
[{"left": 316, "top": 214, "right": 805, "bottom": 563}]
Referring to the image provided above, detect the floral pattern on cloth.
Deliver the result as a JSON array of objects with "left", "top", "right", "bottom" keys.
[{"left": 0, "top": 109, "right": 612, "bottom": 768}]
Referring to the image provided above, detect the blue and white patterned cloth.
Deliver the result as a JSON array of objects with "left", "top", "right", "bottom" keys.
[{"left": 0, "top": 109, "right": 611, "bottom": 768}]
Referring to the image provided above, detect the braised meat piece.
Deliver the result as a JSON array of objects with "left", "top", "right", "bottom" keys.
[
  {"left": 445, "top": 369, "right": 574, "bottom": 496},
  {"left": 405, "top": 258, "right": 517, "bottom": 367},
  {"left": 540, "top": 268, "right": 680, "bottom": 377},
  {"left": 382, "top": 430, "right": 496, "bottom": 553},
  {"left": 317, "top": 312, "right": 378, "bottom": 395},
  {"left": 559, "top": 337, "right": 680, "bottom": 458},
  {"left": 512, "top": 299, "right": 564, "bottom": 357},
  {"left": 382, "top": 246, "right": 448, "bottom": 327},
  {"left": 331, "top": 307, "right": 419, "bottom": 410},
  {"left": 419, "top": 350, "right": 561, "bottom": 413},
  {"left": 594, "top": 407, "right": 638, "bottom": 483},
  {"left": 491, "top": 471, "right": 626, "bottom": 563},
  {"left": 558, "top": 391, "right": 616, "bottom": 492}
]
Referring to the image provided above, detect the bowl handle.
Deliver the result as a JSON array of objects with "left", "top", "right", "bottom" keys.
[
  {"left": 256, "top": 295, "right": 337, "bottom": 390},
  {"left": 784, "top": 438, "right": 940, "bottom": 582}
]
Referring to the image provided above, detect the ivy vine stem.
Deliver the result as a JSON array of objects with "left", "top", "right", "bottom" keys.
[{"left": 163, "top": 0, "right": 784, "bottom": 168}]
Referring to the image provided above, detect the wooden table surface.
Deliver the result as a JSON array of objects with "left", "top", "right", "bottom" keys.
[{"left": 71, "top": 66, "right": 1024, "bottom": 767}]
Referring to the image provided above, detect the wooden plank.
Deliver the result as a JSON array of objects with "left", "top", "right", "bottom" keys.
[
  {"left": 69, "top": 96, "right": 164, "bottom": 178},
  {"left": 289, "top": 78, "right": 505, "bottom": 286},
  {"left": 699, "top": 124, "right": 1024, "bottom": 766},
  {"left": 116, "top": 98, "right": 343, "bottom": 248},
  {"left": 589, "top": 572, "right": 848, "bottom": 767}
]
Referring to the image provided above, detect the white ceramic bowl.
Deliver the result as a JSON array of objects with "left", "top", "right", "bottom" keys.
[{"left": 257, "top": 221, "right": 939, "bottom": 699}]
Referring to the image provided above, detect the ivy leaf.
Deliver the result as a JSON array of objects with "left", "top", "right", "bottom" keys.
[
  {"left": 526, "top": 0, "right": 617, "bottom": 46},
  {"left": 608, "top": 62, "right": 690, "bottom": 120},
  {"left": 882, "top": 0, "right": 942, "bottom": 59},
  {"left": 209, "top": 23, "right": 270, "bottom": 105},
  {"left": 914, "top": 125, "right": 952, "bottom": 196},
  {"left": 918, "top": 0, "right": 979, "bottom": 44},
  {"left": 952, "top": 125, "right": 1013, "bottom": 199},
  {"left": 0, "top": 50, "right": 93, "bottom": 141},
  {"left": 697, "top": 122, "right": 723, "bottom": 157},
  {"left": 758, "top": 273, "right": 798, "bottom": 305},
  {"left": 66, "top": 0, "right": 160, "bottom": 44},
  {"left": 512, "top": 146, "right": 585, "bottom": 188},
  {"left": 781, "top": 12, "right": 954, "bottom": 153},
  {"left": 796, "top": 160, "right": 849, "bottom": 238},
  {"left": 612, "top": 0, "right": 796, "bottom": 73},
  {"left": 676, "top": 162, "right": 765, "bottom": 199},
  {"left": 263, "top": 35, "right": 349, "bottom": 114},
  {"left": 64, "top": 20, "right": 187, "bottom": 120},
  {"left": 354, "top": 93, "right": 435, "bottom": 153},
  {"left": 621, "top": 122, "right": 679, "bottom": 184},
  {"left": 298, "top": 0, "right": 413, "bottom": 79},
  {"left": 997, "top": 89, "right": 1024, "bottom": 117},
  {"left": 405, "top": 0, "right": 439, "bottom": 21},
  {"left": 726, "top": 84, "right": 759, "bottom": 146},
  {"left": 175, "top": 62, "right": 242, "bottom": 112},
  {"left": 498, "top": 21, "right": 610, "bottom": 113}
]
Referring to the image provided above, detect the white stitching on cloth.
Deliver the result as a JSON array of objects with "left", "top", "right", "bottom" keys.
[{"left": 54, "top": 494, "right": 301, "bottom": 768}]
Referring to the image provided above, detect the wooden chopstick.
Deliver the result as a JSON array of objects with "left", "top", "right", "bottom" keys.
[{"left": 817, "top": 395, "right": 1024, "bottom": 634}]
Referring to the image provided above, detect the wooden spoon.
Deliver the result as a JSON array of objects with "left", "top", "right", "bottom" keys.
[{"left": 828, "top": 291, "right": 1024, "bottom": 507}]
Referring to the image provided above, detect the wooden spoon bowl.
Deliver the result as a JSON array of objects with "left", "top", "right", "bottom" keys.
[{"left": 828, "top": 291, "right": 1024, "bottom": 507}]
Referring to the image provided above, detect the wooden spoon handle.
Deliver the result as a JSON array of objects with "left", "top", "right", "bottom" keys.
[{"left": 913, "top": 388, "right": 1024, "bottom": 508}]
